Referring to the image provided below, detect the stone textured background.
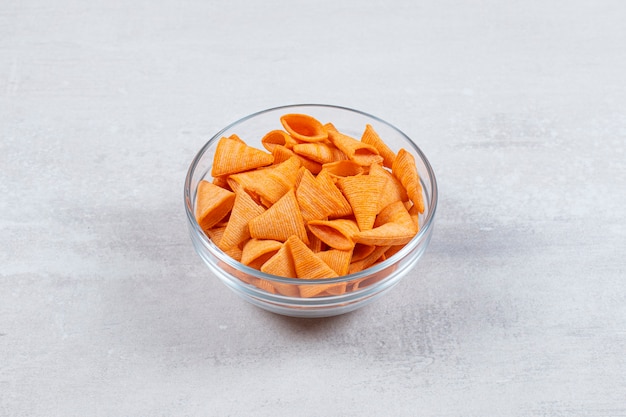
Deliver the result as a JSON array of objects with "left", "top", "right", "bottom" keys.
[{"left": 1, "top": 0, "right": 625, "bottom": 415}]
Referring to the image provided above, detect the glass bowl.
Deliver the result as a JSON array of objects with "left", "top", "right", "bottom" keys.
[{"left": 184, "top": 104, "right": 438, "bottom": 318}]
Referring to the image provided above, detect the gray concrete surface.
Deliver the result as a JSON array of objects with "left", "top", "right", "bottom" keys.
[{"left": 2, "top": 0, "right": 625, "bottom": 416}]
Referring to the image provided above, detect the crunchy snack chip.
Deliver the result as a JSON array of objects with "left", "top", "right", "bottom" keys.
[
  {"left": 211, "top": 136, "right": 274, "bottom": 177},
  {"left": 280, "top": 113, "right": 328, "bottom": 143},
  {"left": 195, "top": 113, "right": 426, "bottom": 296},
  {"left": 195, "top": 180, "right": 235, "bottom": 231}
]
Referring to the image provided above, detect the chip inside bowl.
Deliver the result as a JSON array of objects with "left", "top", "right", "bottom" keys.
[{"left": 194, "top": 112, "right": 426, "bottom": 298}]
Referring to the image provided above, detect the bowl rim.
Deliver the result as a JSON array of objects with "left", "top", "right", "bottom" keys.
[{"left": 184, "top": 103, "right": 438, "bottom": 285}]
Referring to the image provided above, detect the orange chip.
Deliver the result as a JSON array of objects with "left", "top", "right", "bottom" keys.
[
  {"left": 195, "top": 180, "right": 236, "bottom": 231},
  {"left": 361, "top": 124, "right": 396, "bottom": 168},
  {"left": 273, "top": 143, "right": 324, "bottom": 173},
  {"left": 260, "top": 242, "right": 295, "bottom": 278},
  {"left": 307, "top": 219, "right": 360, "bottom": 251},
  {"left": 209, "top": 229, "right": 243, "bottom": 261},
  {"left": 212, "top": 175, "right": 231, "bottom": 190},
  {"left": 229, "top": 156, "right": 301, "bottom": 207},
  {"left": 307, "top": 229, "right": 325, "bottom": 253},
  {"left": 351, "top": 243, "right": 376, "bottom": 262},
  {"left": 219, "top": 188, "right": 266, "bottom": 250},
  {"left": 228, "top": 133, "right": 245, "bottom": 143},
  {"left": 316, "top": 249, "right": 352, "bottom": 276},
  {"left": 319, "top": 160, "right": 365, "bottom": 179},
  {"left": 226, "top": 177, "right": 261, "bottom": 207},
  {"left": 225, "top": 177, "right": 244, "bottom": 194},
  {"left": 300, "top": 158, "right": 323, "bottom": 174},
  {"left": 296, "top": 156, "right": 323, "bottom": 175},
  {"left": 369, "top": 162, "right": 408, "bottom": 211},
  {"left": 280, "top": 113, "right": 328, "bottom": 143},
  {"left": 354, "top": 201, "right": 417, "bottom": 246},
  {"left": 205, "top": 226, "right": 226, "bottom": 245},
  {"left": 283, "top": 236, "right": 341, "bottom": 298},
  {"left": 323, "top": 122, "right": 338, "bottom": 133},
  {"left": 225, "top": 246, "right": 243, "bottom": 262},
  {"left": 241, "top": 239, "right": 283, "bottom": 270},
  {"left": 295, "top": 169, "right": 327, "bottom": 222},
  {"left": 270, "top": 146, "right": 322, "bottom": 174},
  {"left": 296, "top": 169, "right": 348, "bottom": 223},
  {"left": 261, "top": 129, "right": 297, "bottom": 152},
  {"left": 270, "top": 144, "right": 295, "bottom": 164},
  {"left": 316, "top": 170, "right": 353, "bottom": 218},
  {"left": 336, "top": 174, "right": 387, "bottom": 231},
  {"left": 211, "top": 136, "right": 274, "bottom": 177},
  {"left": 285, "top": 236, "right": 338, "bottom": 279},
  {"left": 375, "top": 200, "right": 416, "bottom": 230},
  {"left": 293, "top": 165, "right": 307, "bottom": 188},
  {"left": 293, "top": 142, "right": 347, "bottom": 164},
  {"left": 393, "top": 148, "right": 425, "bottom": 214},
  {"left": 353, "top": 223, "right": 415, "bottom": 247},
  {"left": 349, "top": 245, "right": 391, "bottom": 274},
  {"left": 212, "top": 216, "right": 230, "bottom": 229},
  {"left": 249, "top": 189, "right": 309, "bottom": 244},
  {"left": 384, "top": 245, "right": 405, "bottom": 260},
  {"left": 328, "top": 129, "right": 383, "bottom": 166}
]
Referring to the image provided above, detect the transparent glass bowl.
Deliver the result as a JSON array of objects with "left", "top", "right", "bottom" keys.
[{"left": 184, "top": 104, "right": 438, "bottom": 317}]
